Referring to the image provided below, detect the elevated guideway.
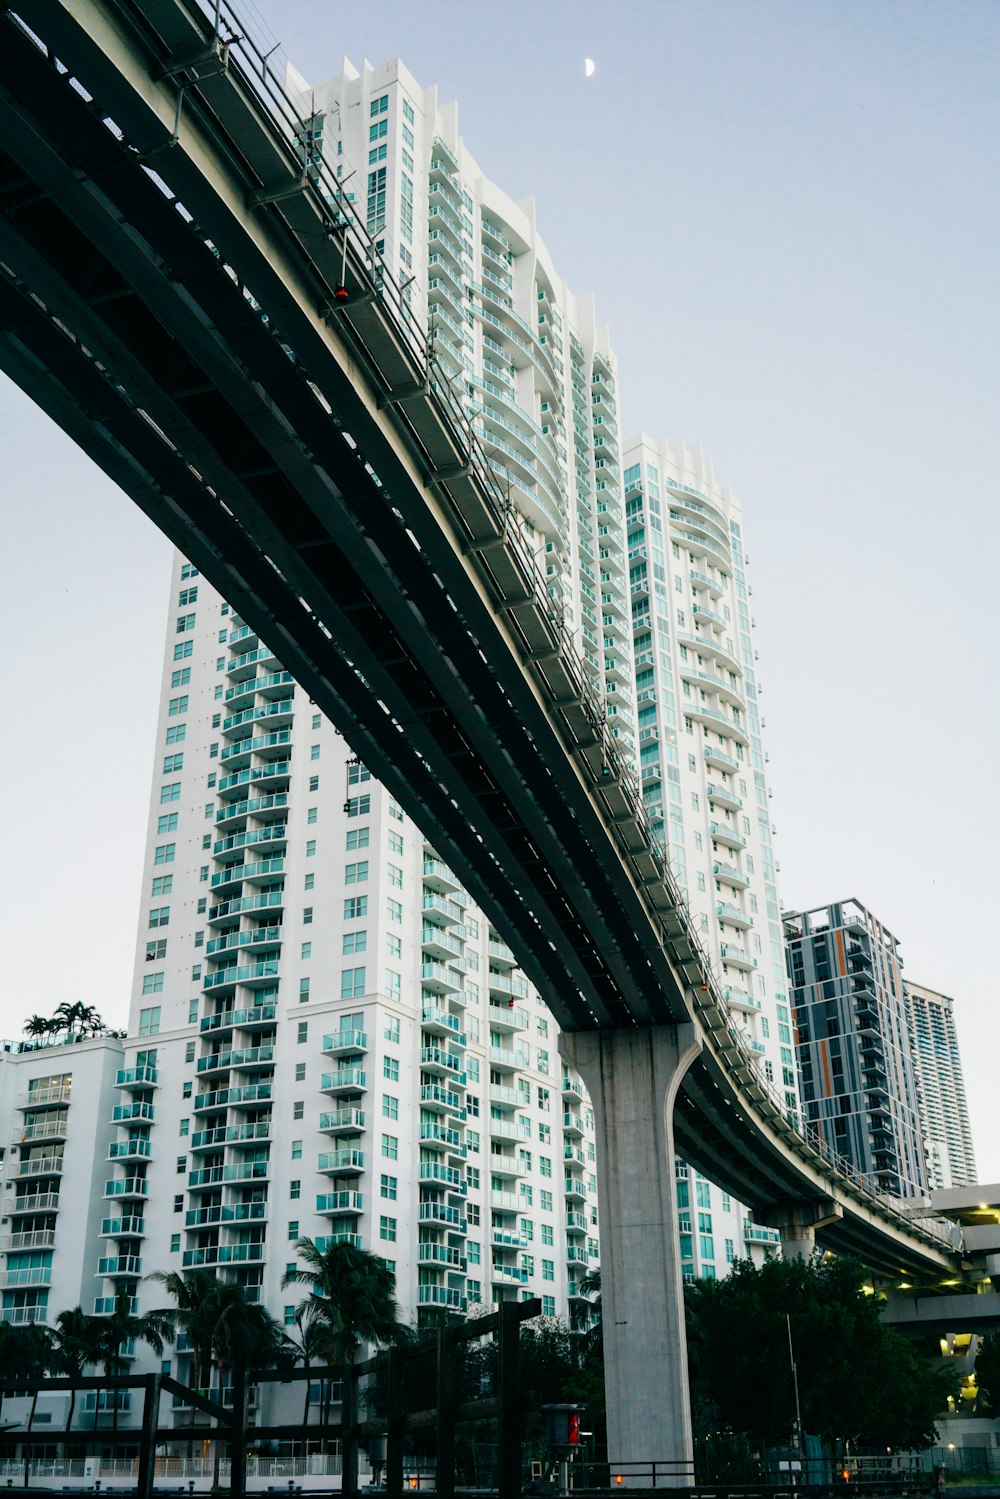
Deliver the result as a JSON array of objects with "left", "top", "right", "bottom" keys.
[{"left": 0, "top": 0, "right": 964, "bottom": 1471}]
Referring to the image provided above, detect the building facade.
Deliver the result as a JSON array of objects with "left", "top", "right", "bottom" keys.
[
  {"left": 621, "top": 435, "right": 790, "bottom": 1276},
  {"left": 0, "top": 1036, "right": 124, "bottom": 1327},
  {"left": 907, "top": 981, "right": 977, "bottom": 1190},
  {"left": 783, "top": 899, "right": 928, "bottom": 1198},
  {"left": 287, "top": 56, "right": 633, "bottom": 750},
  {"left": 99, "top": 55, "right": 636, "bottom": 1380}
]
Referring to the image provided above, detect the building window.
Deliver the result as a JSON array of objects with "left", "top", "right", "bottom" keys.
[
  {"left": 380, "top": 1174, "right": 397, "bottom": 1200},
  {"left": 154, "top": 844, "right": 176, "bottom": 865},
  {"left": 297, "top": 1022, "right": 309, "bottom": 1044},
  {"left": 290, "top": 1180, "right": 301, "bottom": 1199},
  {"left": 383, "top": 1057, "right": 399, "bottom": 1081},
  {"left": 381, "top": 1133, "right": 398, "bottom": 1159},
  {"left": 384, "top": 1016, "right": 400, "bottom": 1044},
  {"left": 346, "top": 828, "right": 370, "bottom": 851},
  {"left": 382, "top": 1096, "right": 398, "bottom": 1121},
  {"left": 141, "top": 974, "right": 164, "bottom": 997},
  {"left": 379, "top": 1215, "right": 396, "bottom": 1242},
  {"left": 344, "top": 896, "right": 368, "bottom": 919},
  {"left": 387, "top": 864, "right": 403, "bottom": 889},
  {"left": 341, "top": 966, "right": 366, "bottom": 999},
  {"left": 345, "top": 862, "right": 368, "bottom": 885},
  {"left": 343, "top": 931, "right": 367, "bottom": 955},
  {"left": 149, "top": 906, "right": 170, "bottom": 928},
  {"left": 138, "top": 1005, "right": 161, "bottom": 1034}
]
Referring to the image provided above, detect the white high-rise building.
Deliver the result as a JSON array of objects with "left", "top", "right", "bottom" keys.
[
  {"left": 906, "top": 980, "right": 977, "bottom": 1190},
  {"left": 622, "top": 435, "right": 791, "bottom": 1275},
  {"left": 287, "top": 57, "right": 633, "bottom": 747},
  {"left": 101, "top": 55, "right": 632, "bottom": 1377},
  {"left": 0, "top": 1035, "right": 124, "bottom": 1327}
]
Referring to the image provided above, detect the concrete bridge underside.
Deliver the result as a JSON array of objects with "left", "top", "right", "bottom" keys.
[{"left": 0, "top": 0, "right": 963, "bottom": 1474}]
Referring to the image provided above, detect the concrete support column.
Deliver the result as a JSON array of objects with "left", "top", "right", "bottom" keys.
[
  {"left": 560, "top": 1024, "right": 700, "bottom": 1485},
  {"left": 762, "top": 1199, "right": 843, "bottom": 1260}
]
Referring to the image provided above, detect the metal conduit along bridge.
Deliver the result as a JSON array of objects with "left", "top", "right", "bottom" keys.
[{"left": 0, "top": 0, "right": 964, "bottom": 1470}]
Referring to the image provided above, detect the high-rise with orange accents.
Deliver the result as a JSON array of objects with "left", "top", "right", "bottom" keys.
[{"left": 783, "top": 899, "right": 927, "bottom": 1198}]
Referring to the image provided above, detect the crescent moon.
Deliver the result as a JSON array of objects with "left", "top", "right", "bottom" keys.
[{"left": 584, "top": 58, "right": 595, "bottom": 77}]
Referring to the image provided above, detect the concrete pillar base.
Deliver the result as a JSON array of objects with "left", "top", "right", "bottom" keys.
[
  {"left": 560, "top": 1025, "right": 700, "bottom": 1487},
  {"left": 760, "top": 1198, "right": 843, "bottom": 1260}
]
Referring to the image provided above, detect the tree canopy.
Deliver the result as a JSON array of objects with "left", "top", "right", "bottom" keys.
[{"left": 685, "top": 1256, "right": 957, "bottom": 1450}]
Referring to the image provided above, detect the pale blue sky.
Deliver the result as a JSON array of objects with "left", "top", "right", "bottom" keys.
[{"left": 1, "top": 0, "right": 997, "bottom": 1176}]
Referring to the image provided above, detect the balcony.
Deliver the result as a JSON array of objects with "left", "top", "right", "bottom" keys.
[
  {"left": 418, "top": 1243, "right": 466, "bottom": 1270},
  {"left": 564, "top": 1144, "right": 586, "bottom": 1166},
  {"left": 707, "top": 783, "right": 743, "bottom": 812},
  {"left": 487, "top": 938, "right": 517, "bottom": 969},
  {"left": 421, "top": 1005, "right": 464, "bottom": 1042},
  {"left": 420, "top": 1123, "right": 465, "bottom": 1155},
  {"left": 116, "top": 1066, "right": 158, "bottom": 1090},
  {"left": 420, "top": 1084, "right": 465, "bottom": 1117},
  {"left": 108, "top": 1138, "right": 152, "bottom": 1162},
  {"left": 562, "top": 1111, "right": 584, "bottom": 1138},
  {"left": 99, "top": 1216, "right": 145, "bottom": 1239},
  {"left": 420, "top": 1046, "right": 465, "bottom": 1080},
  {"left": 185, "top": 1202, "right": 266, "bottom": 1228},
  {"left": 17, "top": 1155, "right": 64, "bottom": 1177},
  {"left": 110, "top": 1103, "right": 155, "bottom": 1126},
  {"left": 318, "top": 1149, "right": 365, "bottom": 1177},
  {"left": 418, "top": 1202, "right": 466, "bottom": 1232},
  {"left": 196, "top": 1046, "right": 275, "bottom": 1075},
  {"left": 103, "top": 1178, "right": 149, "bottom": 1200},
  {"left": 316, "top": 1192, "right": 363, "bottom": 1216},
  {"left": 566, "top": 1245, "right": 590, "bottom": 1266},
  {"left": 421, "top": 925, "right": 463, "bottom": 962},
  {"left": 191, "top": 1121, "right": 271, "bottom": 1151},
  {"left": 319, "top": 1108, "right": 365, "bottom": 1137},
  {"left": 488, "top": 1001, "right": 529, "bottom": 1035},
  {"left": 713, "top": 862, "right": 750, "bottom": 890},
  {"left": 15, "top": 1116, "right": 69, "bottom": 1145},
  {"left": 320, "top": 1068, "right": 367, "bottom": 1097},
  {"left": 488, "top": 1045, "right": 530, "bottom": 1074},
  {"left": 4, "top": 1192, "right": 60, "bottom": 1215},
  {"left": 420, "top": 1163, "right": 466, "bottom": 1194},
  {"left": 491, "top": 1263, "right": 527, "bottom": 1286},
  {"left": 422, "top": 892, "right": 463, "bottom": 925},
  {"left": 492, "top": 1227, "right": 527, "bottom": 1250},
  {"left": 720, "top": 944, "right": 755, "bottom": 972},
  {"left": 716, "top": 902, "right": 752, "bottom": 930},
  {"left": 0, "top": 1228, "right": 57, "bottom": 1252},
  {"left": 418, "top": 1286, "right": 467, "bottom": 1311},
  {"left": 193, "top": 1082, "right": 271, "bottom": 1112},
  {"left": 490, "top": 1191, "right": 520, "bottom": 1214},
  {"left": 487, "top": 972, "right": 529, "bottom": 1002},
  {"left": 17, "top": 1083, "right": 73, "bottom": 1110},
  {"left": 323, "top": 1030, "right": 368, "bottom": 1059},
  {"left": 723, "top": 986, "right": 758, "bottom": 1013},
  {"left": 490, "top": 1118, "right": 531, "bottom": 1144},
  {"left": 490, "top": 1084, "right": 519, "bottom": 1110},
  {"left": 200, "top": 1002, "right": 277, "bottom": 1034},
  {"left": 96, "top": 1256, "right": 142, "bottom": 1278},
  {"left": 562, "top": 1078, "right": 584, "bottom": 1105},
  {"left": 422, "top": 856, "right": 461, "bottom": 893},
  {"left": 421, "top": 961, "right": 463, "bottom": 995},
  {"left": 566, "top": 1211, "right": 587, "bottom": 1237},
  {"left": 710, "top": 822, "right": 747, "bottom": 851},
  {"left": 704, "top": 745, "right": 740, "bottom": 773},
  {"left": 564, "top": 1177, "right": 588, "bottom": 1202},
  {"left": 489, "top": 1154, "right": 526, "bottom": 1180}
]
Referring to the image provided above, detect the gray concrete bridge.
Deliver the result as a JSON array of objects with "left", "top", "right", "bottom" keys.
[{"left": 0, "top": 0, "right": 966, "bottom": 1474}]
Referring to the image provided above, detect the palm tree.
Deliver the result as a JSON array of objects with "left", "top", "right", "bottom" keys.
[
  {"left": 282, "top": 1308, "right": 334, "bottom": 1430},
  {"left": 281, "top": 1239, "right": 404, "bottom": 1369},
  {"left": 22, "top": 1015, "right": 56, "bottom": 1042},
  {"left": 150, "top": 1271, "right": 284, "bottom": 1486},
  {"left": 50, "top": 1307, "right": 101, "bottom": 1436},
  {"left": 77, "top": 1006, "right": 105, "bottom": 1037},
  {"left": 51, "top": 1002, "right": 85, "bottom": 1039},
  {"left": 92, "top": 1292, "right": 171, "bottom": 1436}
]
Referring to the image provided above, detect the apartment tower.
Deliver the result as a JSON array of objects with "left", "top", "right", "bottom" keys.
[
  {"left": 622, "top": 435, "right": 791, "bottom": 1276},
  {"left": 99, "top": 55, "right": 632, "bottom": 1384},
  {"left": 783, "top": 899, "right": 927, "bottom": 1198},
  {"left": 906, "top": 980, "right": 977, "bottom": 1190}
]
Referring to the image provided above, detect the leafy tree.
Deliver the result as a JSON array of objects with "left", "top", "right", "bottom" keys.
[
  {"left": 282, "top": 1239, "right": 404, "bottom": 1367},
  {"left": 972, "top": 1332, "right": 1000, "bottom": 1413},
  {"left": 685, "top": 1256, "right": 957, "bottom": 1450}
]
